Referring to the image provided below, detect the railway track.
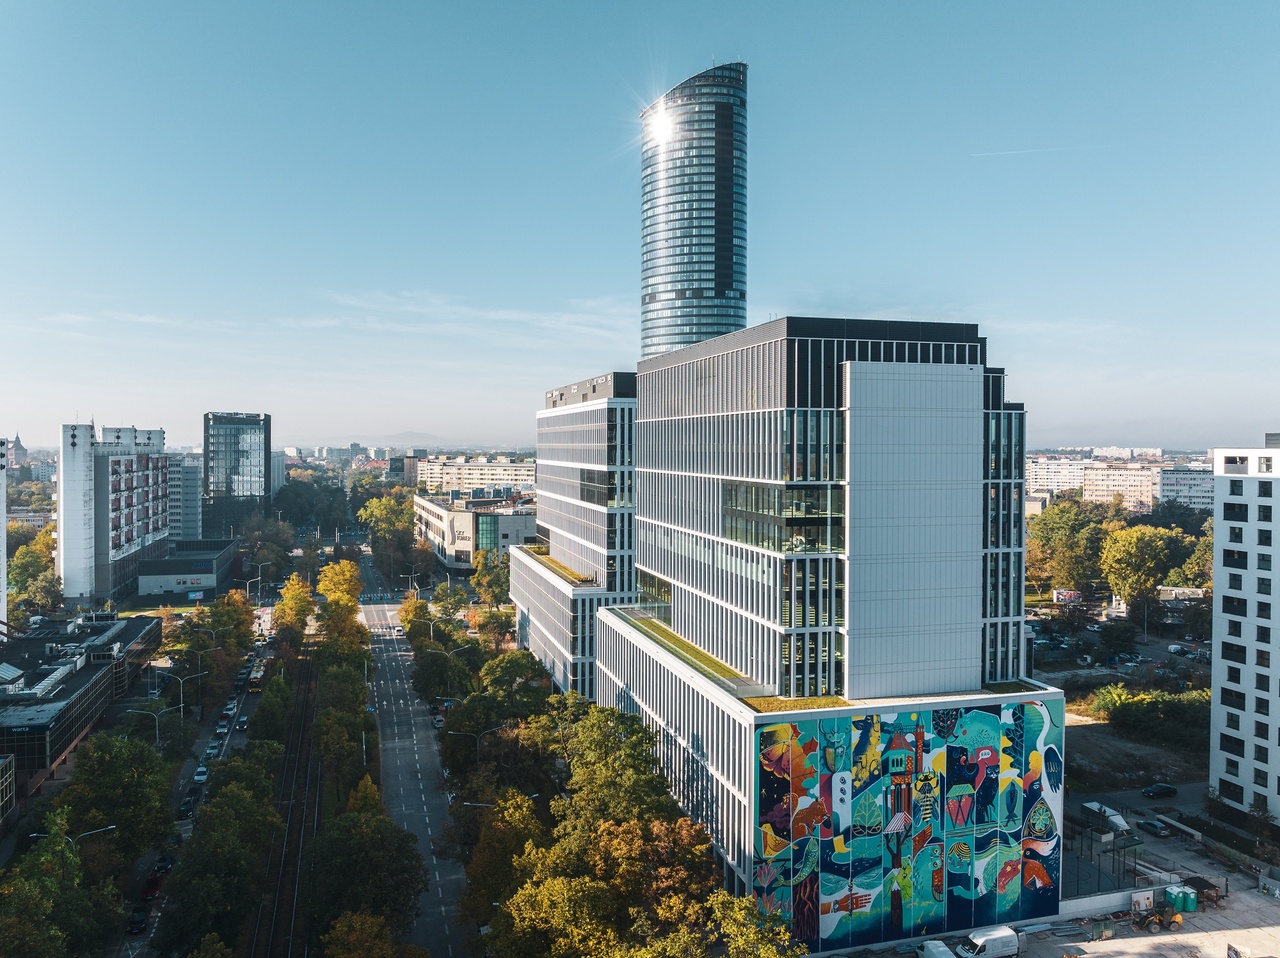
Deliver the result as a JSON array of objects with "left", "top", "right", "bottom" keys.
[{"left": 247, "top": 642, "right": 322, "bottom": 958}]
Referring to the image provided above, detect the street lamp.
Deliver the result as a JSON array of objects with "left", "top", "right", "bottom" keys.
[
  {"left": 154, "top": 669, "right": 207, "bottom": 713},
  {"left": 447, "top": 724, "right": 506, "bottom": 765},
  {"left": 185, "top": 626, "right": 231, "bottom": 718},
  {"left": 127, "top": 705, "right": 182, "bottom": 747},
  {"left": 31, "top": 824, "right": 117, "bottom": 851},
  {"left": 246, "top": 560, "right": 269, "bottom": 605}
]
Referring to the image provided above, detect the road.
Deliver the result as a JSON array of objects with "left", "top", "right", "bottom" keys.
[{"left": 357, "top": 553, "right": 469, "bottom": 958}]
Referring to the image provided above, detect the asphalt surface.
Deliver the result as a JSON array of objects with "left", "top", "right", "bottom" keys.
[{"left": 357, "top": 554, "right": 469, "bottom": 958}]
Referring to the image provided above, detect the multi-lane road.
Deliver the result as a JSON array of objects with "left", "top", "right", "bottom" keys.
[{"left": 356, "top": 554, "right": 469, "bottom": 958}]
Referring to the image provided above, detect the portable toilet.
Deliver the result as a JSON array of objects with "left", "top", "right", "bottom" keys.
[
  {"left": 1180, "top": 884, "right": 1197, "bottom": 912},
  {"left": 1165, "top": 885, "right": 1181, "bottom": 908}
]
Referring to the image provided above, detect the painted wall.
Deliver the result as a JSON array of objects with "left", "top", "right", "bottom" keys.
[{"left": 754, "top": 700, "right": 1064, "bottom": 952}]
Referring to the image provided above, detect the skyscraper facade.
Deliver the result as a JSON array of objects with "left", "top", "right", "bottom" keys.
[
  {"left": 203, "top": 412, "right": 271, "bottom": 538},
  {"left": 640, "top": 63, "right": 747, "bottom": 358}
]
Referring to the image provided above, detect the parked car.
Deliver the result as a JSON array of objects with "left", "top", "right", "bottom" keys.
[
  {"left": 127, "top": 904, "right": 150, "bottom": 934},
  {"left": 1142, "top": 782, "right": 1178, "bottom": 798},
  {"left": 1086, "top": 623, "right": 1103, "bottom": 632},
  {"left": 193, "top": 765, "right": 209, "bottom": 784},
  {"left": 153, "top": 854, "right": 175, "bottom": 873},
  {"left": 433, "top": 716, "right": 445, "bottom": 729},
  {"left": 143, "top": 874, "right": 163, "bottom": 900},
  {"left": 178, "top": 797, "right": 195, "bottom": 819},
  {"left": 1136, "top": 819, "right": 1172, "bottom": 837}
]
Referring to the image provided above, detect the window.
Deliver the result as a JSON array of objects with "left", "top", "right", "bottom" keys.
[
  {"left": 1222, "top": 687, "right": 1247, "bottom": 710},
  {"left": 1227, "top": 712, "right": 1241, "bottom": 730},
  {"left": 1260, "top": 625, "right": 1272, "bottom": 644},
  {"left": 1262, "top": 578, "right": 1274, "bottom": 595},
  {"left": 1228, "top": 666, "right": 1242, "bottom": 684},
  {"left": 1225, "top": 502, "right": 1250, "bottom": 522},
  {"left": 1230, "top": 526, "right": 1244, "bottom": 543},
  {"left": 1260, "top": 697, "right": 1272, "bottom": 716},
  {"left": 1256, "top": 720, "right": 1270, "bottom": 739},
  {"left": 1221, "top": 733, "right": 1246, "bottom": 756},
  {"left": 1256, "top": 769, "right": 1270, "bottom": 787},
  {"left": 1223, "top": 595, "right": 1248, "bottom": 616},
  {"left": 1263, "top": 480, "right": 1274, "bottom": 498},
  {"left": 1229, "top": 573, "right": 1244, "bottom": 591},
  {"left": 1256, "top": 744, "right": 1271, "bottom": 763},
  {"left": 1231, "top": 479, "right": 1245, "bottom": 496},
  {"left": 1263, "top": 457, "right": 1274, "bottom": 474},
  {"left": 1221, "top": 780, "right": 1244, "bottom": 804},
  {"left": 1262, "top": 529, "right": 1274, "bottom": 547},
  {"left": 1259, "top": 674, "right": 1272, "bottom": 692},
  {"left": 1224, "top": 549, "right": 1249, "bottom": 569},
  {"left": 1263, "top": 505, "right": 1275, "bottom": 523},
  {"left": 1223, "top": 642, "right": 1247, "bottom": 663},
  {"left": 1261, "top": 601, "right": 1273, "bottom": 620},
  {"left": 1260, "top": 650, "right": 1272, "bottom": 668},
  {"left": 1228, "top": 619, "right": 1243, "bottom": 637},
  {"left": 1225, "top": 759, "right": 1240, "bottom": 776},
  {"left": 1263, "top": 554, "right": 1274, "bottom": 571}
]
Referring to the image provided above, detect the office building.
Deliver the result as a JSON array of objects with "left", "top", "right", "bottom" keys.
[
  {"left": 167, "top": 454, "right": 204, "bottom": 541},
  {"left": 203, "top": 412, "right": 271, "bottom": 537},
  {"left": 1209, "top": 440, "right": 1278, "bottom": 817},
  {"left": 413, "top": 496, "right": 537, "bottom": 574},
  {"left": 56, "top": 424, "right": 169, "bottom": 604},
  {"left": 510, "top": 372, "right": 638, "bottom": 700},
  {"left": 584, "top": 318, "right": 1061, "bottom": 952},
  {"left": 640, "top": 63, "right": 747, "bottom": 358}
]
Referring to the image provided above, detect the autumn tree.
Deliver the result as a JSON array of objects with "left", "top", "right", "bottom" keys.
[
  {"left": 1100, "top": 525, "right": 1185, "bottom": 606},
  {"left": 321, "top": 912, "right": 399, "bottom": 958},
  {"left": 274, "top": 573, "right": 317, "bottom": 632},
  {"left": 318, "top": 559, "right": 365, "bottom": 606},
  {"left": 470, "top": 549, "right": 510, "bottom": 607}
]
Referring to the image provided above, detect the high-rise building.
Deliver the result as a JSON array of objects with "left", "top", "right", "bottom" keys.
[
  {"left": 167, "top": 454, "right": 204, "bottom": 541},
  {"left": 589, "top": 318, "right": 1060, "bottom": 951},
  {"left": 1209, "top": 440, "right": 1278, "bottom": 818},
  {"left": 203, "top": 412, "right": 271, "bottom": 538},
  {"left": 640, "top": 63, "right": 747, "bottom": 358},
  {"left": 510, "top": 372, "right": 638, "bottom": 700},
  {"left": 56, "top": 424, "right": 169, "bottom": 603}
]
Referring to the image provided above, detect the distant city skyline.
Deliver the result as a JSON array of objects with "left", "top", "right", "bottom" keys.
[{"left": 3, "top": 2, "right": 1279, "bottom": 449}]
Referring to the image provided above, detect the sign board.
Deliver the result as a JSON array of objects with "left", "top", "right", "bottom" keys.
[
  {"left": 187, "top": 591, "right": 205, "bottom": 601},
  {"left": 1131, "top": 890, "right": 1154, "bottom": 913},
  {"left": 1053, "top": 589, "right": 1083, "bottom": 604}
]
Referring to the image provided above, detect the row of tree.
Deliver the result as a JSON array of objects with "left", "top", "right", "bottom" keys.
[
  {"left": 396, "top": 588, "right": 806, "bottom": 958},
  {"left": 5, "top": 520, "right": 62, "bottom": 620},
  {"left": 1027, "top": 492, "right": 1213, "bottom": 613}
]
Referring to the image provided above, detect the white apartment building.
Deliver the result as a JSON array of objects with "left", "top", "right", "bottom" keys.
[
  {"left": 56, "top": 424, "right": 169, "bottom": 603},
  {"left": 166, "top": 455, "right": 203, "bottom": 541},
  {"left": 1081, "top": 462, "right": 1214, "bottom": 514},
  {"left": 1210, "top": 442, "right": 1279, "bottom": 817},
  {"left": 1025, "top": 457, "right": 1092, "bottom": 493},
  {"left": 1159, "top": 463, "right": 1215, "bottom": 511},
  {"left": 416, "top": 457, "right": 536, "bottom": 493}
]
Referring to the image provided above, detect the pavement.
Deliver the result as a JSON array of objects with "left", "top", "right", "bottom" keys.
[{"left": 358, "top": 554, "right": 470, "bottom": 958}]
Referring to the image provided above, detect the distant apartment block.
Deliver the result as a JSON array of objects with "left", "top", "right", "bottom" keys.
[
  {"left": 1025, "top": 457, "right": 1092, "bottom": 493},
  {"left": 1092, "top": 446, "right": 1162, "bottom": 459},
  {"left": 412, "top": 495, "right": 537, "bottom": 574},
  {"left": 415, "top": 457, "right": 536, "bottom": 493},
  {"left": 167, "top": 454, "right": 204, "bottom": 541},
  {"left": 1209, "top": 440, "right": 1279, "bottom": 817},
  {"left": 203, "top": 412, "right": 270, "bottom": 538},
  {"left": 56, "top": 424, "right": 169, "bottom": 604},
  {"left": 1081, "top": 462, "right": 1213, "bottom": 513}
]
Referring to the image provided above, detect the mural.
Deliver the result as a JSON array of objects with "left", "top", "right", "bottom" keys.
[{"left": 754, "top": 700, "right": 1063, "bottom": 952}]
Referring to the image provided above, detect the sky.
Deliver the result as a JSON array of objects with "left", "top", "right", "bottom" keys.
[{"left": 3, "top": 2, "right": 1279, "bottom": 450}]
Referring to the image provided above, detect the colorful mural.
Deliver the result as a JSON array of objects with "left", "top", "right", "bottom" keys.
[{"left": 754, "top": 700, "right": 1064, "bottom": 952}]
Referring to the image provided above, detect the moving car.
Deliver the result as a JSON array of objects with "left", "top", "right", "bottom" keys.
[
  {"left": 1136, "top": 819, "right": 1171, "bottom": 837},
  {"left": 1142, "top": 782, "right": 1178, "bottom": 798},
  {"left": 127, "top": 904, "right": 150, "bottom": 934},
  {"left": 143, "top": 874, "right": 163, "bottom": 901},
  {"left": 433, "top": 716, "right": 445, "bottom": 729},
  {"left": 193, "top": 765, "right": 209, "bottom": 784},
  {"left": 235, "top": 715, "right": 249, "bottom": 731},
  {"left": 153, "top": 854, "right": 175, "bottom": 873}
]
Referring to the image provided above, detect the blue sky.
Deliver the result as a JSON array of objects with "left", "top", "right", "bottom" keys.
[{"left": 3, "top": 2, "right": 1278, "bottom": 449}]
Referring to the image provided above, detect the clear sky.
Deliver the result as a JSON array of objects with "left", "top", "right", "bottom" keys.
[{"left": 3, "top": 2, "right": 1278, "bottom": 450}]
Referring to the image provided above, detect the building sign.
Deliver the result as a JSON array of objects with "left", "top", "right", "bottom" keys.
[
  {"left": 191, "top": 560, "right": 213, "bottom": 572},
  {"left": 1052, "top": 589, "right": 1082, "bottom": 604},
  {"left": 188, "top": 591, "right": 205, "bottom": 601}
]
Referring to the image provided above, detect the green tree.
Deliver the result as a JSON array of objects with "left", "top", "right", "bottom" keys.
[
  {"left": 1027, "top": 501, "right": 1107, "bottom": 594},
  {"left": 432, "top": 581, "right": 469, "bottom": 619},
  {"left": 1099, "top": 620, "right": 1139, "bottom": 657},
  {"left": 470, "top": 549, "right": 510, "bottom": 608},
  {"left": 479, "top": 651, "right": 552, "bottom": 718},
  {"left": 5, "top": 520, "right": 37, "bottom": 559},
  {"left": 315, "top": 708, "right": 362, "bottom": 802},
  {"left": 186, "top": 933, "right": 235, "bottom": 958},
  {"left": 27, "top": 568, "right": 63, "bottom": 611},
  {"left": 1100, "top": 525, "right": 1184, "bottom": 606},
  {"left": 460, "top": 790, "right": 548, "bottom": 932},
  {"left": 305, "top": 811, "right": 429, "bottom": 941},
  {"left": 709, "top": 889, "right": 807, "bottom": 958},
  {"left": 8, "top": 543, "right": 49, "bottom": 596},
  {"left": 321, "top": 912, "right": 399, "bottom": 958}
]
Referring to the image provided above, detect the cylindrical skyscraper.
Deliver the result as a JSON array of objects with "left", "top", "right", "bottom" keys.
[{"left": 640, "top": 63, "right": 747, "bottom": 358}]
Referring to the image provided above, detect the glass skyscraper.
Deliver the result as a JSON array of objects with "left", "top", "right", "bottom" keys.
[
  {"left": 640, "top": 63, "right": 747, "bottom": 358},
  {"left": 202, "top": 411, "right": 270, "bottom": 538}
]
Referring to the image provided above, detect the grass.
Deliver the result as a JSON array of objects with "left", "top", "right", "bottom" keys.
[
  {"left": 743, "top": 695, "right": 849, "bottom": 713},
  {"left": 524, "top": 549, "right": 596, "bottom": 586},
  {"left": 619, "top": 612, "right": 743, "bottom": 681}
]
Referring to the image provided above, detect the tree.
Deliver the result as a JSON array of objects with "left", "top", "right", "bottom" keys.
[
  {"left": 479, "top": 651, "right": 552, "bottom": 719},
  {"left": 305, "top": 811, "right": 428, "bottom": 941},
  {"left": 186, "top": 933, "right": 235, "bottom": 958},
  {"left": 6, "top": 520, "right": 37, "bottom": 559},
  {"left": 275, "top": 573, "right": 317, "bottom": 631},
  {"left": 318, "top": 560, "right": 365, "bottom": 606},
  {"left": 460, "top": 790, "right": 549, "bottom": 932},
  {"left": 1027, "top": 500, "right": 1108, "bottom": 594},
  {"left": 315, "top": 708, "right": 362, "bottom": 802},
  {"left": 709, "top": 889, "right": 807, "bottom": 958},
  {"left": 348, "top": 775, "right": 385, "bottom": 815},
  {"left": 1099, "top": 620, "right": 1139, "bottom": 657},
  {"left": 321, "top": 912, "right": 398, "bottom": 958},
  {"left": 1249, "top": 795, "right": 1276, "bottom": 838},
  {"left": 471, "top": 549, "right": 511, "bottom": 607},
  {"left": 26, "top": 569, "right": 63, "bottom": 611},
  {"left": 433, "top": 581, "right": 469, "bottom": 619},
  {"left": 1180, "top": 528, "right": 1214, "bottom": 588},
  {"left": 1100, "top": 525, "right": 1184, "bottom": 606},
  {"left": 8, "top": 543, "right": 49, "bottom": 597}
]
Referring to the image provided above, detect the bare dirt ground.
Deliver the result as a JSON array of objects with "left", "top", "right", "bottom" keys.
[{"left": 1064, "top": 709, "right": 1206, "bottom": 791}]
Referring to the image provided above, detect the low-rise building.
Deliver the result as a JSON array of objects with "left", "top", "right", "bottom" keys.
[
  {"left": 0, "top": 615, "right": 160, "bottom": 796},
  {"left": 413, "top": 495, "right": 537, "bottom": 573},
  {"left": 137, "top": 539, "right": 239, "bottom": 599}
]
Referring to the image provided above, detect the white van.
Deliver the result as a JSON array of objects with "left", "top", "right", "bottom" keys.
[
  {"left": 917, "top": 941, "right": 953, "bottom": 958},
  {"left": 955, "top": 927, "right": 1027, "bottom": 958}
]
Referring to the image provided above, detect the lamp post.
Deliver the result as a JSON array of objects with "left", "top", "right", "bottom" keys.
[
  {"left": 31, "top": 824, "right": 117, "bottom": 851},
  {"left": 246, "top": 561, "right": 269, "bottom": 606},
  {"left": 154, "top": 670, "right": 207, "bottom": 713},
  {"left": 447, "top": 724, "right": 506, "bottom": 765},
  {"left": 127, "top": 705, "right": 182, "bottom": 747},
  {"left": 187, "top": 626, "right": 231, "bottom": 718}
]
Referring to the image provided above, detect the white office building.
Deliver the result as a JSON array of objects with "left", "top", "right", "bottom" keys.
[
  {"left": 1209, "top": 440, "right": 1279, "bottom": 817},
  {"left": 166, "top": 455, "right": 204, "bottom": 541},
  {"left": 509, "top": 372, "right": 638, "bottom": 701},
  {"left": 412, "top": 496, "right": 537, "bottom": 574},
  {"left": 56, "top": 424, "right": 169, "bottom": 604}
]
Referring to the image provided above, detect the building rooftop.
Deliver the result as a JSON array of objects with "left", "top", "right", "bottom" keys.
[{"left": 518, "top": 546, "right": 599, "bottom": 587}]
